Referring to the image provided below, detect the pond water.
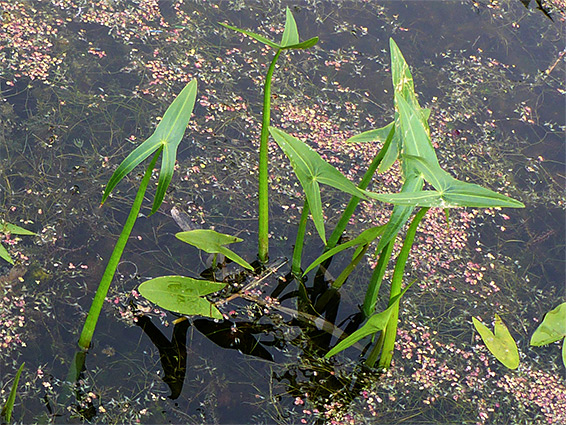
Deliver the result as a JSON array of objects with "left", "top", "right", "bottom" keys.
[{"left": 0, "top": 1, "right": 565, "bottom": 424}]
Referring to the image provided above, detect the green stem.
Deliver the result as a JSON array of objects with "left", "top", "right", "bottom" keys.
[
  {"left": 292, "top": 200, "right": 310, "bottom": 278},
  {"left": 362, "top": 241, "right": 394, "bottom": 318},
  {"left": 258, "top": 49, "right": 282, "bottom": 263},
  {"left": 78, "top": 150, "right": 161, "bottom": 350},
  {"left": 331, "top": 244, "right": 368, "bottom": 289},
  {"left": 378, "top": 207, "right": 429, "bottom": 369},
  {"left": 325, "top": 126, "right": 394, "bottom": 251}
]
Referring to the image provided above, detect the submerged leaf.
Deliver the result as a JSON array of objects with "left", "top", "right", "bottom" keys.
[
  {"left": 473, "top": 315, "right": 520, "bottom": 369},
  {"left": 102, "top": 79, "right": 197, "bottom": 215},
  {"left": 176, "top": 229, "right": 253, "bottom": 271},
  {"left": 530, "top": 302, "right": 566, "bottom": 346},
  {"left": 139, "top": 276, "right": 226, "bottom": 320},
  {"left": 269, "top": 127, "right": 367, "bottom": 243}
]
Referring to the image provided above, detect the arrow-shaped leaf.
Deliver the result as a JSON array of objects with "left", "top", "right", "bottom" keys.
[
  {"left": 139, "top": 276, "right": 226, "bottom": 320},
  {"left": 281, "top": 6, "right": 299, "bottom": 47},
  {"left": 269, "top": 127, "right": 367, "bottom": 244},
  {"left": 102, "top": 79, "right": 197, "bottom": 215},
  {"left": 176, "top": 229, "right": 253, "bottom": 271},
  {"left": 473, "top": 314, "right": 520, "bottom": 369},
  {"left": 220, "top": 7, "right": 318, "bottom": 51}
]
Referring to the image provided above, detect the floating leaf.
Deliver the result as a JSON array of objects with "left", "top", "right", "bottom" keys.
[
  {"left": 269, "top": 127, "right": 367, "bottom": 244},
  {"left": 176, "top": 229, "right": 253, "bottom": 271},
  {"left": 102, "top": 79, "right": 197, "bottom": 215},
  {"left": 139, "top": 276, "right": 226, "bottom": 320},
  {"left": 530, "top": 302, "right": 566, "bottom": 346},
  {"left": 1, "top": 362, "right": 24, "bottom": 423},
  {"left": 473, "top": 315, "right": 520, "bottom": 369}
]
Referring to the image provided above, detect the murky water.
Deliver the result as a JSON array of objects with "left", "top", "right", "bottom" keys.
[{"left": 0, "top": 1, "right": 564, "bottom": 424}]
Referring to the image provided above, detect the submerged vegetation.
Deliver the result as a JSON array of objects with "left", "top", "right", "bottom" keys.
[{"left": 0, "top": 1, "right": 564, "bottom": 424}]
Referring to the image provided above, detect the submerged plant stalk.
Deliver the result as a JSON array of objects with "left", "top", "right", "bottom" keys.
[
  {"left": 376, "top": 207, "right": 429, "bottom": 369},
  {"left": 78, "top": 149, "right": 161, "bottom": 350},
  {"left": 292, "top": 200, "right": 310, "bottom": 277},
  {"left": 258, "top": 50, "right": 282, "bottom": 263},
  {"left": 362, "top": 241, "right": 394, "bottom": 317}
]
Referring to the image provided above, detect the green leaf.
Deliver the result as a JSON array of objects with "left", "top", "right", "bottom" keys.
[
  {"left": 139, "top": 276, "right": 226, "bottom": 320},
  {"left": 101, "top": 79, "right": 198, "bottom": 215},
  {"left": 395, "top": 93, "right": 438, "bottom": 167},
  {"left": 365, "top": 189, "right": 444, "bottom": 207},
  {"left": 563, "top": 339, "right": 566, "bottom": 369},
  {"left": 0, "top": 243, "right": 13, "bottom": 264},
  {"left": 390, "top": 38, "right": 423, "bottom": 115},
  {"left": 219, "top": 22, "right": 281, "bottom": 49},
  {"left": 176, "top": 229, "right": 253, "bottom": 271},
  {"left": 375, "top": 175, "right": 423, "bottom": 253},
  {"left": 346, "top": 122, "right": 394, "bottom": 144},
  {"left": 303, "top": 225, "right": 385, "bottom": 275},
  {"left": 0, "top": 222, "right": 35, "bottom": 236},
  {"left": 281, "top": 37, "right": 319, "bottom": 50},
  {"left": 281, "top": 7, "right": 299, "bottom": 47},
  {"left": 325, "top": 282, "right": 414, "bottom": 358},
  {"left": 473, "top": 315, "right": 520, "bottom": 369},
  {"left": 325, "top": 304, "right": 395, "bottom": 358},
  {"left": 530, "top": 302, "right": 566, "bottom": 346},
  {"left": 269, "top": 127, "right": 367, "bottom": 244},
  {"left": 1, "top": 362, "right": 24, "bottom": 423}
]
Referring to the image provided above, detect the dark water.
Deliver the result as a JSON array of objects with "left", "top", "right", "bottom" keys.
[{"left": 0, "top": 1, "right": 564, "bottom": 424}]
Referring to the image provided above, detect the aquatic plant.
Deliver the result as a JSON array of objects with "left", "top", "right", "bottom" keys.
[
  {"left": 1, "top": 362, "right": 24, "bottom": 423},
  {"left": 220, "top": 7, "right": 318, "bottom": 263},
  {"left": 77, "top": 79, "right": 197, "bottom": 350},
  {"left": 93, "top": 13, "right": 524, "bottom": 373},
  {"left": 531, "top": 302, "right": 566, "bottom": 368},
  {"left": 0, "top": 221, "right": 34, "bottom": 264},
  {"left": 473, "top": 314, "right": 520, "bottom": 369}
]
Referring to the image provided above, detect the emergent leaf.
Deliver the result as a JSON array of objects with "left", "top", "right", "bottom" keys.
[
  {"left": 269, "top": 127, "right": 367, "bottom": 244},
  {"left": 325, "top": 282, "right": 414, "bottom": 358},
  {"left": 102, "top": 79, "right": 197, "bottom": 215}
]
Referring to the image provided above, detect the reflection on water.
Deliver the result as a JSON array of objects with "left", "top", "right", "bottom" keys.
[{"left": 0, "top": 0, "right": 564, "bottom": 424}]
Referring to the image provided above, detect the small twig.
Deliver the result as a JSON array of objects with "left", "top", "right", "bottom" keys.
[
  {"left": 546, "top": 49, "right": 566, "bottom": 75},
  {"left": 216, "top": 257, "right": 288, "bottom": 306}
]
